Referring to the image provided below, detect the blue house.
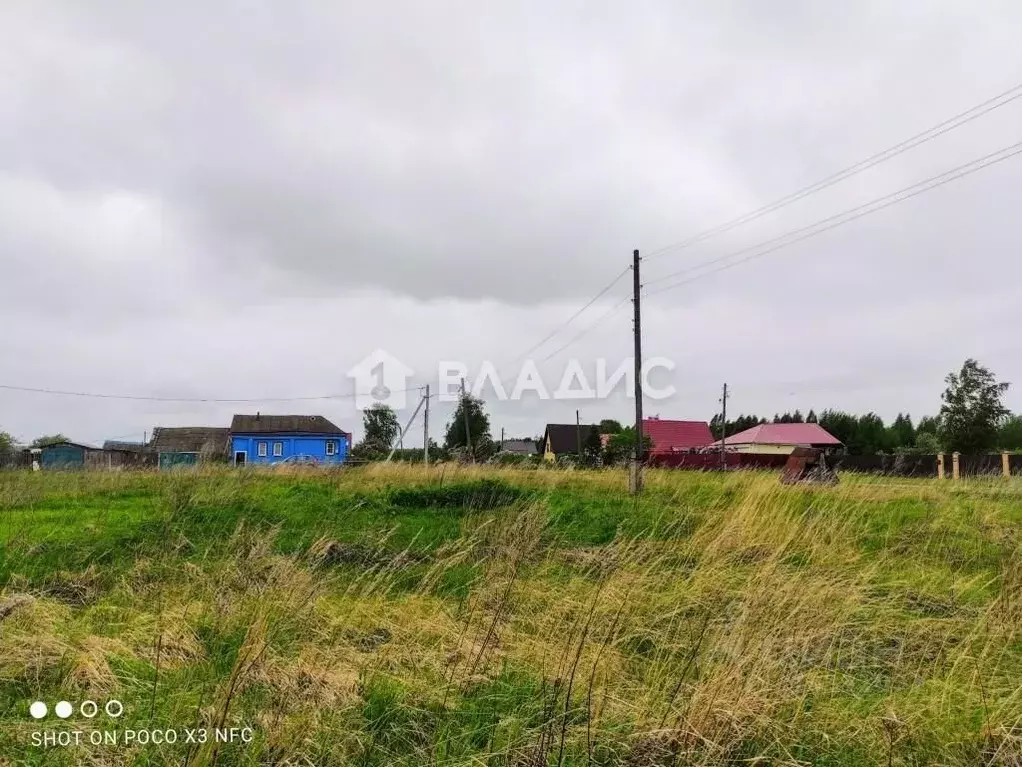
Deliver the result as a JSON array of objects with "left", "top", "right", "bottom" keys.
[{"left": 230, "top": 414, "right": 350, "bottom": 466}]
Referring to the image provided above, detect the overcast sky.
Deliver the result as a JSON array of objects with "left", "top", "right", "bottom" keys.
[{"left": 1, "top": 1, "right": 1021, "bottom": 446}]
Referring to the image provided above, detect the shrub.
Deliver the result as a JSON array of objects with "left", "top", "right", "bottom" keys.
[{"left": 387, "top": 479, "right": 530, "bottom": 511}]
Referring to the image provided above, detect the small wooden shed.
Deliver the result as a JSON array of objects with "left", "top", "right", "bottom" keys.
[{"left": 149, "top": 427, "right": 231, "bottom": 470}]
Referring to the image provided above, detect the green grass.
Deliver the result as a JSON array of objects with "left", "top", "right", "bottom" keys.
[{"left": 1, "top": 464, "right": 1021, "bottom": 765}]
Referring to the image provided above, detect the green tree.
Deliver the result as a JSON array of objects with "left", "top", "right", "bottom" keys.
[
  {"left": 444, "top": 394, "right": 493, "bottom": 460},
  {"left": 998, "top": 414, "right": 1022, "bottom": 451},
  {"left": 711, "top": 413, "right": 761, "bottom": 440},
  {"left": 888, "top": 413, "right": 916, "bottom": 450},
  {"left": 818, "top": 410, "right": 858, "bottom": 449},
  {"left": 854, "top": 413, "right": 889, "bottom": 454},
  {"left": 582, "top": 428, "right": 603, "bottom": 466},
  {"left": 598, "top": 419, "right": 623, "bottom": 434},
  {"left": 364, "top": 404, "right": 399, "bottom": 446},
  {"left": 601, "top": 427, "right": 652, "bottom": 465},
  {"left": 735, "top": 415, "right": 762, "bottom": 436},
  {"left": 709, "top": 413, "right": 724, "bottom": 439},
  {"left": 806, "top": 409, "right": 818, "bottom": 423},
  {"left": 30, "top": 434, "right": 68, "bottom": 448},
  {"left": 0, "top": 431, "right": 16, "bottom": 465},
  {"left": 913, "top": 432, "right": 941, "bottom": 454},
  {"left": 916, "top": 415, "right": 939, "bottom": 437},
  {"left": 352, "top": 404, "right": 400, "bottom": 460},
  {"left": 938, "top": 359, "right": 1010, "bottom": 454}
]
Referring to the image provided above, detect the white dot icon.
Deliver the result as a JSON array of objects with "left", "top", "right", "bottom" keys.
[
  {"left": 29, "top": 701, "right": 48, "bottom": 719},
  {"left": 55, "top": 701, "right": 73, "bottom": 719},
  {"left": 105, "top": 700, "right": 123, "bottom": 718}
]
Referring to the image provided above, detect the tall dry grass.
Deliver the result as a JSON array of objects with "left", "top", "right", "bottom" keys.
[{"left": 0, "top": 465, "right": 1020, "bottom": 765}]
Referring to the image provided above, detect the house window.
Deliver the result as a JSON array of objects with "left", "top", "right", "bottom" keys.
[
  {"left": 273, "top": 441, "right": 283, "bottom": 457},
  {"left": 326, "top": 440, "right": 336, "bottom": 456},
  {"left": 257, "top": 442, "right": 267, "bottom": 457}
]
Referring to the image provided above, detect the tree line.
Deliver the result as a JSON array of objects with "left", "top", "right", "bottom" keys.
[
  {"left": 351, "top": 398, "right": 645, "bottom": 466},
  {"left": 351, "top": 395, "right": 501, "bottom": 463},
  {"left": 2, "top": 359, "right": 1018, "bottom": 465},
  {"left": 711, "top": 359, "right": 1020, "bottom": 454}
]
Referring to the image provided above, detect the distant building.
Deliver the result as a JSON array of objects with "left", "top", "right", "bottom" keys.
[
  {"left": 230, "top": 414, "right": 350, "bottom": 466},
  {"left": 39, "top": 441, "right": 147, "bottom": 470},
  {"left": 150, "top": 427, "right": 231, "bottom": 470},
  {"left": 102, "top": 440, "right": 147, "bottom": 452},
  {"left": 499, "top": 439, "right": 538, "bottom": 456},
  {"left": 712, "top": 423, "right": 842, "bottom": 455},
  {"left": 643, "top": 417, "right": 714, "bottom": 454},
  {"left": 540, "top": 423, "right": 599, "bottom": 461},
  {"left": 38, "top": 441, "right": 98, "bottom": 470}
]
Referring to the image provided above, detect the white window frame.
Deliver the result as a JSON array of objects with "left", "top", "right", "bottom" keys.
[
  {"left": 273, "top": 441, "right": 283, "bottom": 457},
  {"left": 325, "top": 440, "right": 336, "bottom": 456},
  {"left": 257, "top": 441, "right": 267, "bottom": 457}
]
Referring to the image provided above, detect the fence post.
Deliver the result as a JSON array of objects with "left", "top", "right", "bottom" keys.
[
  {"left": 952, "top": 452, "right": 960, "bottom": 481},
  {"left": 937, "top": 453, "right": 945, "bottom": 480},
  {"left": 1004, "top": 451, "right": 1011, "bottom": 478}
]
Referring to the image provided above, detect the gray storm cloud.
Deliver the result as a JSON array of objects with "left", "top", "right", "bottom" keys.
[{"left": 1, "top": 1, "right": 1020, "bottom": 443}]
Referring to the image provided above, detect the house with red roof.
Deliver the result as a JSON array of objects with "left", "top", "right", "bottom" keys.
[
  {"left": 642, "top": 417, "right": 714, "bottom": 454},
  {"left": 712, "top": 423, "right": 842, "bottom": 455}
]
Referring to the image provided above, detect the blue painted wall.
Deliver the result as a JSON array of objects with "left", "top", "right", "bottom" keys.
[
  {"left": 159, "top": 452, "right": 199, "bottom": 471},
  {"left": 231, "top": 433, "right": 350, "bottom": 466},
  {"left": 40, "top": 444, "right": 85, "bottom": 470}
]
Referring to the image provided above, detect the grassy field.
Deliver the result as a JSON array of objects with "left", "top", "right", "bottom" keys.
[{"left": 1, "top": 465, "right": 1021, "bottom": 766}]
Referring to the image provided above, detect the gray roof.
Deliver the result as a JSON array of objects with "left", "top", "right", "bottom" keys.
[
  {"left": 149, "top": 427, "right": 230, "bottom": 455},
  {"left": 231, "top": 414, "right": 348, "bottom": 435},
  {"left": 501, "top": 439, "right": 538, "bottom": 454},
  {"left": 103, "top": 440, "right": 148, "bottom": 452},
  {"left": 40, "top": 440, "right": 100, "bottom": 451}
]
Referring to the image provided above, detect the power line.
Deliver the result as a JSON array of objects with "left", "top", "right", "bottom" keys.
[
  {"left": 488, "top": 266, "right": 631, "bottom": 392},
  {"left": 539, "top": 295, "right": 631, "bottom": 363},
  {"left": 643, "top": 82, "right": 1022, "bottom": 262},
  {"left": 643, "top": 139, "right": 1022, "bottom": 298},
  {"left": 0, "top": 383, "right": 430, "bottom": 403},
  {"left": 487, "top": 294, "right": 632, "bottom": 394},
  {"left": 503, "top": 266, "right": 630, "bottom": 367}
]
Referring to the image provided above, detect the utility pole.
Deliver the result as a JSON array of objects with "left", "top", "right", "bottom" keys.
[
  {"left": 423, "top": 384, "right": 430, "bottom": 467},
  {"left": 387, "top": 393, "right": 426, "bottom": 463},
  {"left": 461, "top": 377, "right": 474, "bottom": 463},
  {"left": 576, "top": 410, "right": 582, "bottom": 460},
  {"left": 719, "top": 383, "right": 729, "bottom": 471},
  {"left": 632, "top": 249, "right": 644, "bottom": 494},
  {"left": 500, "top": 427, "right": 505, "bottom": 451}
]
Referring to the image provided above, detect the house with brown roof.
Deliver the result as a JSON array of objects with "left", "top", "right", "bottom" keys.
[
  {"left": 711, "top": 423, "right": 842, "bottom": 455},
  {"left": 540, "top": 423, "right": 599, "bottom": 461},
  {"left": 150, "top": 427, "right": 231, "bottom": 470},
  {"left": 230, "top": 413, "right": 351, "bottom": 466}
]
